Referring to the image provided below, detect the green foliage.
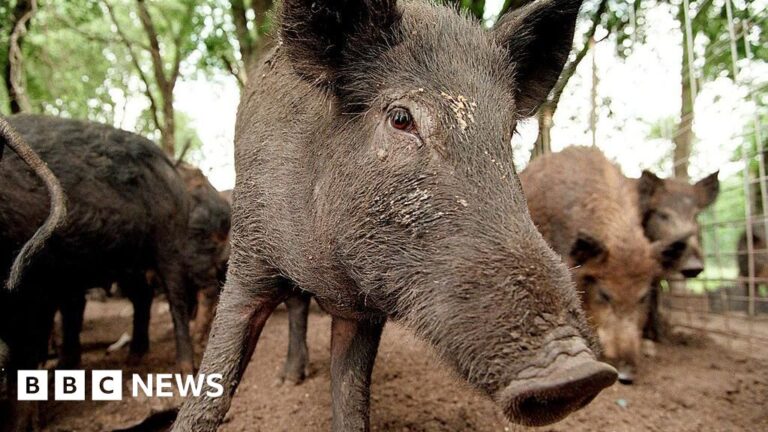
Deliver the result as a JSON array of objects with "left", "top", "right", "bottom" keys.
[
  {"left": 198, "top": 0, "right": 275, "bottom": 86},
  {"left": 694, "top": 0, "right": 767, "bottom": 81},
  {"left": 605, "top": 0, "right": 648, "bottom": 58},
  {"left": 647, "top": 116, "right": 679, "bottom": 141},
  {"left": 1, "top": 0, "right": 212, "bottom": 154},
  {"left": 24, "top": 0, "right": 121, "bottom": 122},
  {"left": 198, "top": 2, "right": 240, "bottom": 79},
  {"left": 460, "top": 0, "right": 486, "bottom": 20},
  {"left": 133, "top": 108, "right": 202, "bottom": 158},
  {"left": 0, "top": 1, "right": 120, "bottom": 120}
]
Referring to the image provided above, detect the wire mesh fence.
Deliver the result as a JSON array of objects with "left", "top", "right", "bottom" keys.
[{"left": 655, "top": 0, "right": 768, "bottom": 355}]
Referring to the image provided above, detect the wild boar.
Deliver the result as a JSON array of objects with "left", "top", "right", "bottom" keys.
[
  {"left": 521, "top": 146, "right": 684, "bottom": 384},
  {"left": 633, "top": 169, "right": 719, "bottom": 340},
  {"left": 0, "top": 116, "right": 66, "bottom": 290},
  {"left": 177, "top": 163, "right": 231, "bottom": 341},
  {"left": 53, "top": 162, "right": 231, "bottom": 369},
  {"left": 0, "top": 116, "right": 66, "bottom": 432},
  {"left": 0, "top": 115, "right": 205, "bottom": 431},
  {"left": 173, "top": 1, "right": 617, "bottom": 431},
  {"left": 635, "top": 169, "right": 719, "bottom": 278}
]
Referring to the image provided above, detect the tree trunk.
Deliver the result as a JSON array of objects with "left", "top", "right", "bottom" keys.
[
  {"left": 529, "top": 0, "right": 609, "bottom": 161},
  {"left": 4, "top": 0, "right": 36, "bottom": 114},
  {"left": 230, "top": 0, "right": 254, "bottom": 68},
  {"left": 532, "top": 103, "right": 554, "bottom": 160},
  {"left": 673, "top": 56, "right": 694, "bottom": 179},
  {"left": 229, "top": 0, "right": 274, "bottom": 86},
  {"left": 160, "top": 96, "right": 176, "bottom": 156},
  {"left": 589, "top": 37, "right": 598, "bottom": 147}
]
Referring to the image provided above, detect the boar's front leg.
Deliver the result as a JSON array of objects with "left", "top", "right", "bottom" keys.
[
  {"left": 58, "top": 291, "right": 86, "bottom": 369},
  {"left": 278, "top": 291, "right": 312, "bottom": 385},
  {"left": 194, "top": 284, "right": 220, "bottom": 346},
  {"left": 162, "top": 262, "right": 196, "bottom": 374},
  {"left": 643, "top": 281, "right": 666, "bottom": 341},
  {"left": 171, "top": 271, "right": 288, "bottom": 432},
  {"left": 122, "top": 272, "right": 154, "bottom": 364},
  {"left": 330, "top": 316, "right": 385, "bottom": 432}
]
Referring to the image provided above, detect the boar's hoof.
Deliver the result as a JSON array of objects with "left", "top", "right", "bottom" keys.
[
  {"left": 274, "top": 371, "right": 306, "bottom": 387},
  {"left": 178, "top": 361, "right": 195, "bottom": 376},
  {"left": 126, "top": 352, "right": 146, "bottom": 366},
  {"left": 497, "top": 355, "right": 617, "bottom": 426},
  {"left": 56, "top": 354, "right": 82, "bottom": 370}
]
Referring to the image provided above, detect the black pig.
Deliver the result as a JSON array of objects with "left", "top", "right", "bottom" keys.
[
  {"left": 0, "top": 116, "right": 67, "bottom": 431},
  {"left": 54, "top": 162, "right": 231, "bottom": 368},
  {"left": 177, "top": 163, "right": 231, "bottom": 342},
  {"left": 0, "top": 115, "right": 200, "bottom": 431},
  {"left": 0, "top": 117, "right": 66, "bottom": 291}
]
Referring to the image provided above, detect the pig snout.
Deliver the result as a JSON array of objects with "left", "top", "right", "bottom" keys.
[
  {"left": 496, "top": 339, "right": 617, "bottom": 426},
  {"left": 602, "top": 311, "right": 645, "bottom": 385},
  {"left": 680, "top": 253, "right": 704, "bottom": 278},
  {"left": 617, "top": 362, "right": 636, "bottom": 385}
]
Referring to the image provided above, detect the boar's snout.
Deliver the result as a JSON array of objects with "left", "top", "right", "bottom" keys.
[
  {"left": 496, "top": 342, "right": 617, "bottom": 426},
  {"left": 680, "top": 253, "right": 704, "bottom": 278},
  {"left": 617, "top": 362, "right": 635, "bottom": 385}
]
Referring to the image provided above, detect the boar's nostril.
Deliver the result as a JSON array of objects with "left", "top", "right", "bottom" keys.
[
  {"left": 681, "top": 267, "right": 703, "bottom": 278},
  {"left": 618, "top": 374, "right": 634, "bottom": 385},
  {"left": 680, "top": 254, "right": 704, "bottom": 278},
  {"left": 617, "top": 364, "right": 635, "bottom": 385},
  {"left": 499, "top": 358, "right": 617, "bottom": 426}
]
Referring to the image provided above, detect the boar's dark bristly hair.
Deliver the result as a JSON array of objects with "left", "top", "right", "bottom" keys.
[{"left": 281, "top": 0, "right": 403, "bottom": 85}]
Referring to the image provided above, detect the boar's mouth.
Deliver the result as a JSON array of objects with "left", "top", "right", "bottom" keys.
[{"left": 495, "top": 340, "right": 617, "bottom": 426}]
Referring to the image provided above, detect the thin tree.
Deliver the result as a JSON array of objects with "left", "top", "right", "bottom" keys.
[
  {"left": 204, "top": 0, "right": 274, "bottom": 88},
  {"left": 103, "top": 0, "right": 197, "bottom": 156},
  {"left": 3, "top": 0, "right": 36, "bottom": 114},
  {"left": 672, "top": 0, "right": 712, "bottom": 179},
  {"left": 530, "top": 0, "right": 609, "bottom": 159}
]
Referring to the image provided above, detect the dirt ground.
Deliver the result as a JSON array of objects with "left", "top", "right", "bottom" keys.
[{"left": 40, "top": 297, "right": 768, "bottom": 432}]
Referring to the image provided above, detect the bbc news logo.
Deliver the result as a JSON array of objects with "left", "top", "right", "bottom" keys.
[{"left": 17, "top": 370, "right": 223, "bottom": 401}]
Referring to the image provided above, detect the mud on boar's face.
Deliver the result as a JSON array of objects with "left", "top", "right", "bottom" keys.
[
  {"left": 638, "top": 170, "right": 719, "bottom": 278},
  {"left": 279, "top": 0, "right": 615, "bottom": 425},
  {"left": 570, "top": 232, "right": 685, "bottom": 384}
]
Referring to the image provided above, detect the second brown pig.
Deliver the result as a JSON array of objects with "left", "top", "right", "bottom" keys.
[{"left": 521, "top": 146, "right": 685, "bottom": 384}]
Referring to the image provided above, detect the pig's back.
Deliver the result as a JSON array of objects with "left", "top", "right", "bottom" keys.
[
  {"left": 520, "top": 146, "right": 644, "bottom": 257},
  {"left": 0, "top": 114, "right": 188, "bottom": 280}
]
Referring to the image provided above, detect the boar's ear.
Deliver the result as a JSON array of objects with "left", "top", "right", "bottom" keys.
[
  {"left": 570, "top": 231, "right": 607, "bottom": 266},
  {"left": 638, "top": 170, "right": 664, "bottom": 197},
  {"left": 637, "top": 170, "right": 664, "bottom": 213},
  {"left": 280, "top": 0, "right": 401, "bottom": 81},
  {"left": 653, "top": 238, "right": 688, "bottom": 271},
  {"left": 493, "top": 0, "right": 583, "bottom": 117},
  {"left": 694, "top": 170, "right": 719, "bottom": 209}
]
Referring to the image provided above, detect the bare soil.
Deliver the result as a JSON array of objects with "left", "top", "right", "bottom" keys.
[{"left": 40, "top": 298, "right": 768, "bottom": 432}]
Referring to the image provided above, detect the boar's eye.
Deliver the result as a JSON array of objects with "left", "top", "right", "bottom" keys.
[
  {"left": 597, "top": 288, "right": 612, "bottom": 304},
  {"left": 654, "top": 210, "right": 671, "bottom": 221},
  {"left": 388, "top": 107, "right": 415, "bottom": 133},
  {"left": 638, "top": 291, "right": 650, "bottom": 304}
]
